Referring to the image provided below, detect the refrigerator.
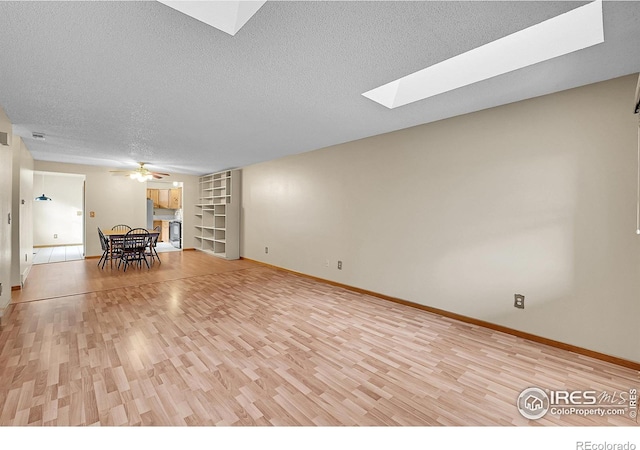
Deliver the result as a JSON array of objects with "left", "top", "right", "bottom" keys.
[{"left": 146, "top": 198, "right": 154, "bottom": 230}]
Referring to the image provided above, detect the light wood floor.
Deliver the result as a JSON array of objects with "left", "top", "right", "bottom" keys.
[{"left": 2, "top": 252, "right": 638, "bottom": 426}]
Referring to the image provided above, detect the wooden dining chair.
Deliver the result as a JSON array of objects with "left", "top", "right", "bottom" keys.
[
  {"left": 97, "top": 227, "right": 110, "bottom": 269},
  {"left": 110, "top": 224, "right": 130, "bottom": 259},
  {"left": 99, "top": 227, "right": 124, "bottom": 269},
  {"left": 111, "top": 224, "right": 131, "bottom": 232},
  {"left": 118, "top": 228, "right": 151, "bottom": 272},
  {"left": 146, "top": 225, "right": 161, "bottom": 265}
]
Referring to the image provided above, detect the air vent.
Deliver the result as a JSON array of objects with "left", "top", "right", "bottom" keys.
[
  {"left": 32, "top": 132, "right": 45, "bottom": 140},
  {"left": 0, "top": 131, "right": 8, "bottom": 146}
]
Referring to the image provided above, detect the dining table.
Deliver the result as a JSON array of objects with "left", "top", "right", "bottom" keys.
[{"left": 102, "top": 228, "right": 161, "bottom": 268}]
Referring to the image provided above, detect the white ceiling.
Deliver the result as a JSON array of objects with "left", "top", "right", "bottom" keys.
[{"left": 1, "top": 1, "right": 639, "bottom": 176}]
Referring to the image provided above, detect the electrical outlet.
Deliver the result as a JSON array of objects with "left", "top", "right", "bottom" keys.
[
  {"left": 265, "top": 246, "right": 268, "bottom": 254},
  {"left": 325, "top": 259, "right": 329, "bottom": 268},
  {"left": 338, "top": 261, "right": 342, "bottom": 270},
  {"left": 54, "top": 234, "right": 58, "bottom": 239},
  {"left": 514, "top": 294, "right": 525, "bottom": 309}
]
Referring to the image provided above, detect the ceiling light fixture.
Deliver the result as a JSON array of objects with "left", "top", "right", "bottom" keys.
[
  {"left": 363, "top": 0, "right": 604, "bottom": 109},
  {"left": 130, "top": 172, "right": 153, "bottom": 182},
  {"left": 157, "top": 0, "right": 266, "bottom": 36}
]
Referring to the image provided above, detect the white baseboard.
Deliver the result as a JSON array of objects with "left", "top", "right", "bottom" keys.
[{"left": 21, "top": 264, "right": 31, "bottom": 287}]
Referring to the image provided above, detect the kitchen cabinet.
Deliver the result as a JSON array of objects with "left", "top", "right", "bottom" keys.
[
  {"left": 169, "top": 188, "right": 182, "bottom": 209},
  {"left": 158, "top": 189, "right": 170, "bottom": 209},
  {"left": 153, "top": 220, "right": 170, "bottom": 242},
  {"left": 147, "top": 189, "right": 160, "bottom": 208},
  {"left": 162, "top": 221, "right": 169, "bottom": 243},
  {"left": 148, "top": 188, "right": 180, "bottom": 210}
]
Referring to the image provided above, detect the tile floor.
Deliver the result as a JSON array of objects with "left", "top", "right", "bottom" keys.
[{"left": 33, "top": 245, "right": 84, "bottom": 264}]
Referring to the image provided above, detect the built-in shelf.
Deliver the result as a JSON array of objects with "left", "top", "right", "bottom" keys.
[{"left": 194, "top": 169, "right": 240, "bottom": 260}]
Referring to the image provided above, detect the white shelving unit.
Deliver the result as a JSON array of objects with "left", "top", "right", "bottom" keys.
[{"left": 195, "top": 169, "right": 240, "bottom": 260}]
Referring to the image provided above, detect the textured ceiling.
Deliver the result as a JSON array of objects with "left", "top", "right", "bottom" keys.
[{"left": 0, "top": 1, "right": 639, "bottom": 176}]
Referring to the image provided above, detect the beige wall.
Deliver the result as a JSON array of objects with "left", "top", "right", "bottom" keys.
[
  {"left": 35, "top": 161, "right": 146, "bottom": 257},
  {"left": 180, "top": 177, "right": 199, "bottom": 249},
  {"left": 34, "top": 161, "right": 198, "bottom": 256},
  {"left": 0, "top": 108, "right": 13, "bottom": 315},
  {"left": 12, "top": 139, "right": 33, "bottom": 287},
  {"left": 241, "top": 75, "right": 640, "bottom": 363}
]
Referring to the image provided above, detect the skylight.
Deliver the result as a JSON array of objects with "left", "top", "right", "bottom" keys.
[
  {"left": 158, "top": 1, "right": 266, "bottom": 36},
  {"left": 362, "top": 0, "right": 604, "bottom": 109}
]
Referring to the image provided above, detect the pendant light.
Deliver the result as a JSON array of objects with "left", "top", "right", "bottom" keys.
[{"left": 35, "top": 173, "right": 52, "bottom": 201}]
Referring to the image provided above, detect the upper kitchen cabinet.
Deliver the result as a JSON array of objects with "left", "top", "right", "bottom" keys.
[
  {"left": 148, "top": 187, "right": 182, "bottom": 209},
  {"left": 169, "top": 188, "right": 182, "bottom": 209},
  {"left": 147, "top": 189, "right": 160, "bottom": 208},
  {"left": 158, "top": 189, "right": 170, "bottom": 209}
]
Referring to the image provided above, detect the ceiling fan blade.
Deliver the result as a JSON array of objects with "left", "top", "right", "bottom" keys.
[
  {"left": 152, "top": 174, "right": 164, "bottom": 179},
  {"left": 152, "top": 172, "right": 170, "bottom": 177}
]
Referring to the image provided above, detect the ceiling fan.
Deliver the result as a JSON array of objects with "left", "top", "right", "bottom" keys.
[{"left": 110, "top": 162, "right": 170, "bottom": 182}]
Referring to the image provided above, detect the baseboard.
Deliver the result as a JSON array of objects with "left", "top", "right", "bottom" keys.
[
  {"left": 182, "top": 248, "right": 196, "bottom": 251},
  {"left": 241, "top": 257, "right": 640, "bottom": 371},
  {"left": 21, "top": 264, "right": 31, "bottom": 287}
]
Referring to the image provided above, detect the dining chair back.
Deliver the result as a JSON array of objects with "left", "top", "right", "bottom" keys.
[
  {"left": 97, "top": 227, "right": 109, "bottom": 269},
  {"left": 109, "top": 225, "right": 130, "bottom": 262},
  {"left": 146, "top": 225, "right": 162, "bottom": 264},
  {"left": 111, "top": 224, "right": 132, "bottom": 232},
  {"left": 119, "top": 228, "right": 151, "bottom": 272}
]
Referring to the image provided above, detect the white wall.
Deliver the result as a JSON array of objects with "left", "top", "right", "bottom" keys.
[
  {"left": 33, "top": 171, "right": 84, "bottom": 247},
  {"left": 241, "top": 75, "right": 640, "bottom": 363}
]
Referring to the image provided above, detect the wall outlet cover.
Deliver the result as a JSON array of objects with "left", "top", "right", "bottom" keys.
[{"left": 514, "top": 294, "right": 525, "bottom": 309}]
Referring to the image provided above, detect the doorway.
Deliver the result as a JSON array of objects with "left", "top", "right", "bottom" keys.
[
  {"left": 32, "top": 171, "right": 86, "bottom": 264},
  {"left": 145, "top": 180, "right": 183, "bottom": 253}
]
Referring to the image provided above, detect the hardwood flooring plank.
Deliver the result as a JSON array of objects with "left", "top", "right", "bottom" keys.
[{"left": 2, "top": 252, "right": 638, "bottom": 426}]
